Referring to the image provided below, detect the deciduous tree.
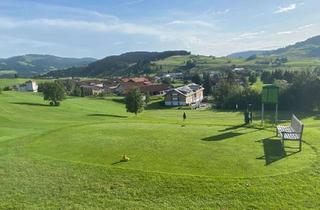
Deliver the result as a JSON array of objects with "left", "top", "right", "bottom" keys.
[
  {"left": 125, "top": 88, "right": 144, "bottom": 115},
  {"left": 42, "top": 82, "right": 66, "bottom": 106}
]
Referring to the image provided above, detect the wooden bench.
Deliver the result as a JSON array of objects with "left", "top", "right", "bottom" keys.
[{"left": 276, "top": 115, "right": 304, "bottom": 151}]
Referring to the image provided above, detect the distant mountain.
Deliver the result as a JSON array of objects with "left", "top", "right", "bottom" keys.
[
  {"left": 228, "top": 35, "right": 320, "bottom": 59},
  {"left": 0, "top": 54, "right": 96, "bottom": 77},
  {"left": 267, "top": 35, "right": 320, "bottom": 59},
  {"left": 45, "top": 51, "right": 190, "bottom": 77},
  {"left": 228, "top": 50, "right": 268, "bottom": 59}
]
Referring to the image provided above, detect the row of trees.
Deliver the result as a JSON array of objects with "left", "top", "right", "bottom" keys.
[
  {"left": 212, "top": 72, "right": 260, "bottom": 110},
  {"left": 278, "top": 70, "right": 320, "bottom": 111},
  {"left": 39, "top": 79, "right": 104, "bottom": 98},
  {"left": 261, "top": 70, "right": 295, "bottom": 84},
  {"left": 190, "top": 70, "right": 257, "bottom": 97},
  {"left": 212, "top": 69, "right": 320, "bottom": 112},
  {"left": 38, "top": 80, "right": 145, "bottom": 114}
]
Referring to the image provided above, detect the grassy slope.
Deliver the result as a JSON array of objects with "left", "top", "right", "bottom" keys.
[
  {"left": 0, "top": 90, "right": 320, "bottom": 209},
  {"left": 153, "top": 55, "right": 246, "bottom": 73},
  {"left": 0, "top": 70, "right": 17, "bottom": 75},
  {"left": 153, "top": 55, "right": 320, "bottom": 74}
]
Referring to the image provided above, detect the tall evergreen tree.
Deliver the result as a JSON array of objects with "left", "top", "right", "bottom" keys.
[
  {"left": 261, "top": 71, "right": 273, "bottom": 84},
  {"left": 203, "top": 73, "right": 212, "bottom": 95},
  {"left": 191, "top": 73, "right": 202, "bottom": 85},
  {"left": 248, "top": 72, "right": 257, "bottom": 84}
]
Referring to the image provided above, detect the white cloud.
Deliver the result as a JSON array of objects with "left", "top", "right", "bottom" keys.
[
  {"left": 274, "top": 4, "right": 297, "bottom": 14},
  {"left": 0, "top": 17, "right": 17, "bottom": 29},
  {"left": 276, "top": 23, "right": 315, "bottom": 36},
  {"left": 232, "top": 31, "right": 265, "bottom": 40},
  {"left": 117, "top": 0, "right": 144, "bottom": 6},
  {"left": 277, "top": 31, "right": 294, "bottom": 35},
  {"left": 204, "top": 8, "right": 230, "bottom": 16},
  {"left": 0, "top": 35, "right": 58, "bottom": 47},
  {"left": 0, "top": 1, "right": 319, "bottom": 58},
  {"left": 0, "top": 17, "right": 160, "bottom": 36},
  {"left": 240, "top": 31, "right": 265, "bottom": 37},
  {"left": 297, "top": 24, "right": 314, "bottom": 30},
  {"left": 167, "top": 20, "right": 215, "bottom": 28},
  {"left": 217, "top": 9, "right": 230, "bottom": 15}
]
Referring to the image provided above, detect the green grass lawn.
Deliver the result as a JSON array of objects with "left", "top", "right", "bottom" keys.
[{"left": 0, "top": 91, "right": 320, "bottom": 209}]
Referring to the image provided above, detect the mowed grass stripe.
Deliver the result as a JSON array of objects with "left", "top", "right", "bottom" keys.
[{"left": 0, "top": 91, "right": 320, "bottom": 209}]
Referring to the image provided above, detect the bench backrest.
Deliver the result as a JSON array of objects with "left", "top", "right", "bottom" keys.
[{"left": 291, "top": 114, "right": 304, "bottom": 133}]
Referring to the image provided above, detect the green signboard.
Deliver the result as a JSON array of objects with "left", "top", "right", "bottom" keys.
[{"left": 262, "top": 85, "right": 279, "bottom": 104}]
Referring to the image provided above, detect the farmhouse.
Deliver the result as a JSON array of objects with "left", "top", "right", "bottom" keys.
[
  {"left": 18, "top": 80, "right": 38, "bottom": 92},
  {"left": 116, "top": 77, "right": 152, "bottom": 95},
  {"left": 76, "top": 80, "right": 106, "bottom": 96},
  {"left": 80, "top": 85, "right": 104, "bottom": 96},
  {"left": 139, "top": 84, "right": 170, "bottom": 96},
  {"left": 120, "top": 77, "right": 151, "bottom": 83},
  {"left": 162, "top": 72, "right": 184, "bottom": 80},
  {"left": 164, "top": 83, "right": 204, "bottom": 106}
]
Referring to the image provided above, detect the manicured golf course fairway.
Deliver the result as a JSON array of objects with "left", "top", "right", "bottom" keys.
[{"left": 0, "top": 91, "right": 320, "bottom": 209}]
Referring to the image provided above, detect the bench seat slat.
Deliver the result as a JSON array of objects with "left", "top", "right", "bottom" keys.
[
  {"left": 277, "top": 125, "right": 294, "bottom": 133},
  {"left": 283, "top": 133, "right": 300, "bottom": 140}
]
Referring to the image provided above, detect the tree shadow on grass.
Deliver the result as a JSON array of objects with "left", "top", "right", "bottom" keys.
[
  {"left": 87, "top": 114, "right": 128, "bottom": 118},
  {"left": 218, "top": 123, "right": 270, "bottom": 132},
  {"left": 145, "top": 101, "right": 168, "bottom": 110},
  {"left": 10, "top": 102, "right": 49, "bottom": 107},
  {"left": 112, "top": 98, "right": 125, "bottom": 104},
  {"left": 218, "top": 124, "right": 246, "bottom": 132},
  {"left": 111, "top": 160, "right": 129, "bottom": 165},
  {"left": 314, "top": 114, "right": 320, "bottom": 120},
  {"left": 201, "top": 132, "right": 244, "bottom": 141},
  {"left": 256, "top": 137, "right": 299, "bottom": 165},
  {"left": 202, "top": 125, "right": 263, "bottom": 142}
]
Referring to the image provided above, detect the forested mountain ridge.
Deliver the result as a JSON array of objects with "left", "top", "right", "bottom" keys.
[
  {"left": 228, "top": 35, "right": 320, "bottom": 59},
  {"left": 44, "top": 51, "right": 191, "bottom": 77},
  {"left": 0, "top": 54, "right": 96, "bottom": 77}
]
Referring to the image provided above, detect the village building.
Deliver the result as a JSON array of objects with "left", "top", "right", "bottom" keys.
[
  {"left": 18, "top": 80, "right": 38, "bottom": 92},
  {"left": 164, "top": 84, "right": 204, "bottom": 106},
  {"left": 115, "top": 77, "right": 170, "bottom": 96},
  {"left": 76, "top": 79, "right": 109, "bottom": 96},
  {"left": 120, "top": 77, "right": 152, "bottom": 83},
  {"left": 232, "top": 67, "right": 245, "bottom": 72},
  {"left": 162, "top": 72, "right": 184, "bottom": 80},
  {"left": 80, "top": 85, "right": 104, "bottom": 96},
  {"left": 139, "top": 84, "right": 170, "bottom": 96},
  {"left": 115, "top": 77, "right": 152, "bottom": 95}
]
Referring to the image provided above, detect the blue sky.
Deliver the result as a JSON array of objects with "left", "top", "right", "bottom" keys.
[{"left": 0, "top": 0, "right": 319, "bottom": 58}]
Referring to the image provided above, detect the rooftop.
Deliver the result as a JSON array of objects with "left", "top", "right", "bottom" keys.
[{"left": 174, "top": 83, "right": 203, "bottom": 95}]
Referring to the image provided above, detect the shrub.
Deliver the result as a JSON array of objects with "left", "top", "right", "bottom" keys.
[{"left": 3, "top": 86, "right": 11, "bottom": 91}]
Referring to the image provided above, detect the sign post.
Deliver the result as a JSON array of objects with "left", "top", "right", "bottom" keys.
[{"left": 261, "top": 85, "right": 279, "bottom": 126}]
